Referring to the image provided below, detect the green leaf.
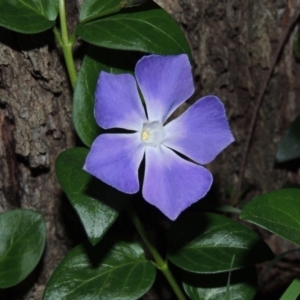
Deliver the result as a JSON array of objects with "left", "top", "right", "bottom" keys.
[
  {"left": 0, "top": 0, "right": 58, "bottom": 33},
  {"left": 293, "top": 28, "right": 300, "bottom": 61},
  {"left": 43, "top": 237, "right": 156, "bottom": 300},
  {"left": 280, "top": 276, "right": 300, "bottom": 300},
  {"left": 240, "top": 188, "right": 300, "bottom": 246},
  {"left": 167, "top": 213, "right": 273, "bottom": 273},
  {"left": 183, "top": 267, "right": 257, "bottom": 300},
  {"left": 56, "top": 147, "right": 128, "bottom": 245},
  {"left": 76, "top": 3, "right": 191, "bottom": 56},
  {"left": 0, "top": 209, "right": 46, "bottom": 288},
  {"left": 80, "top": 0, "right": 146, "bottom": 23},
  {"left": 276, "top": 116, "right": 300, "bottom": 163},
  {"left": 73, "top": 46, "right": 141, "bottom": 147}
]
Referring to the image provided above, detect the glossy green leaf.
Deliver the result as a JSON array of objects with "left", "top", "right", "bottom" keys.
[
  {"left": 80, "top": 0, "right": 146, "bottom": 22},
  {"left": 276, "top": 116, "right": 300, "bottom": 163},
  {"left": 240, "top": 189, "right": 300, "bottom": 246},
  {"left": 183, "top": 267, "right": 257, "bottom": 300},
  {"left": 73, "top": 46, "right": 141, "bottom": 147},
  {"left": 76, "top": 3, "right": 191, "bottom": 56},
  {"left": 167, "top": 213, "right": 273, "bottom": 273},
  {"left": 56, "top": 147, "right": 128, "bottom": 245},
  {"left": 43, "top": 237, "right": 156, "bottom": 300},
  {"left": 0, "top": 209, "right": 46, "bottom": 288},
  {"left": 0, "top": 0, "right": 58, "bottom": 33}
]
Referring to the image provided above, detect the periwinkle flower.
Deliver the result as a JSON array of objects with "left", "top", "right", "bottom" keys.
[{"left": 84, "top": 54, "right": 234, "bottom": 220}]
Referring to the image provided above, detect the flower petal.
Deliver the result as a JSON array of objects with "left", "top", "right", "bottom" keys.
[
  {"left": 143, "top": 146, "right": 212, "bottom": 220},
  {"left": 163, "top": 96, "right": 234, "bottom": 165},
  {"left": 84, "top": 133, "right": 145, "bottom": 193},
  {"left": 95, "top": 72, "right": 147, "bottom": 131},
  {"left": 135, "top": 54, "right": 194, "bottom": 123}
]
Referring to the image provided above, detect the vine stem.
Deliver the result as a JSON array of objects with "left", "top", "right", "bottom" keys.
[
  {"left": 56, "top": 0, "right": 77, "bottom": 89},
  {"left": 126, "top": 203, "right": 187, "bottom": 300}
]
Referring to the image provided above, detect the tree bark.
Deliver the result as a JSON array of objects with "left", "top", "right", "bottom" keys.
[
  {"left": 0, "top": 19, "right": 75, "bottom": 300},
  {"left": 154, "top": 0, "right": 300, "bottom": 296}
]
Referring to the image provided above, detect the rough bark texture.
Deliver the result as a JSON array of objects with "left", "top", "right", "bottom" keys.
[
  {"left": 154, "top": 0, "right": 300, "bottom": 297},
  {"left": 1, "top": 0, "right": 300, "bottom": 299},
  {"left": 0, "top": 3, "right": 77, "bottom": 299}
]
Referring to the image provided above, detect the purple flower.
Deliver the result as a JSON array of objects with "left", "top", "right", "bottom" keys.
[{"left": 84, "top": 54, "right": 234, "bottom": 220}]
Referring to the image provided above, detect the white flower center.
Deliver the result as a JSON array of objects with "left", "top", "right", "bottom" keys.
[{"left": 141, "top": 121, "right": 165, "bottom": 147}]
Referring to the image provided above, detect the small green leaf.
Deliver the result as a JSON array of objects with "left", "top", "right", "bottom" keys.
[
  {"left": 73, "top": 46, "right": 141, "bottom": 147},
  {"left": 0, "top": 209, "right": 46, "bottom": 288},
  {"left": 240, "top": 189, "right": 300, "bottom": 246},
  {"left": 167, "top": 213, "right": 273, "bottom": 273},
  {"left": 293, "top": 28, "right": 300, "bottom": 61},
  {"left": 56, "top": 147, "right": 128, "bottom": 245},
  {"left": 76, "top": 3, "right": 191, "bottom": 57},
  {"left": 183, "top": 267, "right": 257, "bottom": 300},
  {"left": 280, "top": 276, "right": 300, "bottom": 300},
  {"left": 43, "top": 237, "right": 156, "bottom": 300},
  {"left": 0, "top": 0, "right": 58, "bottom": 33},
  {"left": 80, "top": 0, "right": 146, "bottom": 22},
  {"left": 276, "top": 116, "right": 300, "bottom": 163}
]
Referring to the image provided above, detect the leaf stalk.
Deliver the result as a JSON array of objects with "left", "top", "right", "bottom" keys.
[
  {"left": 57, "top": 0, "right": 77, "bottom": 89},
  {"left": 126, "top": 202, "right": 187, "bottom": 300}
]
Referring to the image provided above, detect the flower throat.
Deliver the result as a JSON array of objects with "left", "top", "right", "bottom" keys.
[{"left": 141, "top": 121, "right": 165, "bottom": 147}]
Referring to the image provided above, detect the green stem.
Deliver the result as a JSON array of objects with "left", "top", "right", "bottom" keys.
[
  {"left": 126, "top": 203, "right": 187, "bottom": 300},
  {"left": 215, "top": 205, "right": 241, "bottom": 214},
  {"left": 57, "top": 0, "right": 77, "bottom": 89}
]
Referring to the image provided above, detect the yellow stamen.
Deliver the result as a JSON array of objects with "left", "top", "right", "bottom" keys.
[{"left": 142, "top": 131, "right": 149, "bottom": 141}]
